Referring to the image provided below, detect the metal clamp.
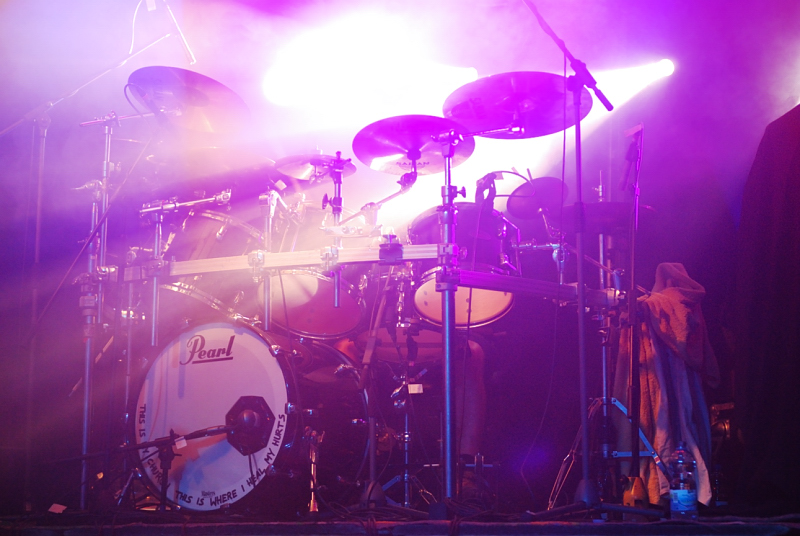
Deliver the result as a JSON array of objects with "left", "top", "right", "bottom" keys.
[
  {"left": 379, "top": 237, "right": 403, "bottom": 265},
  {"left": 247, "top": 250, "right": 267, "bottom": 281},
  {"left": 320, "top": 246, "right": 339, "bottom": 272},
  {"left": 437, "top": 242, "right": 459, "bottom": 267},
  {"left": 142, "top": 259, "right": 169, "bottom": 278}
]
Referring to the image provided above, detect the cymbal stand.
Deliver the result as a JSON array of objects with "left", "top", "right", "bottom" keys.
[
  {"left": 431, "top": 131, "right": 466, "bottom": 504},
  {"left": 321, "top": 151, "right": 351, "bottom": 309},
  {"left": 596, "top": 178, "right": 620, "bottom": 500},
  {"left": 0, "top": 36, "right": 169, "bottom": 510},
  {"left": 258, "top": 188, "right": 286, "bottom": 331},
  {"left": 72, "top": 113, "right": 117, "bottom": 509}
]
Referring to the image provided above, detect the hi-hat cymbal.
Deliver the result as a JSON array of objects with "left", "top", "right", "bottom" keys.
[
  {"left": 274, "top": 154, "right": 356, "bottom": 183},
  {"left": 443, "top": 72, "right": 593, "bottom": 139},
  {"left": 127, "top": 66, "right": 250, "bottom": 134},
  {"left": 506, "top": 176, "right": 567, "bottom": 219},
  {"left": 352, "top": 115, "right": 474, "bottom": 175}
]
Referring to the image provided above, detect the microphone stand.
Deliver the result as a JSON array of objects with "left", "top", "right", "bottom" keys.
[
  {"left": 519, "top": 0, "right": 651, "bottom": 520},
  {"left": 0, "top": 34, "right": 174, "bottom": 512},
  {"left": 625, "top": 128, "right": 644, "bottom": 484}
]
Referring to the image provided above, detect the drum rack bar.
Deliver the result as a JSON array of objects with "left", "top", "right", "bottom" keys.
[
  {"left": 452, "top": 270, "right": 619, "bottom": 307},
  {"left": 122, "top": 243, "right": 619, "bottom": 306},
  {"left": 123, "top": 244, "right": 441, "bottom": 281}
]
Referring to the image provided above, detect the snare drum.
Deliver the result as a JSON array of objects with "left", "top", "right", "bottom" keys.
[
  {"left": 134, "top": 321, "right": 367, "bottom": 514},
  {"left": 408, "top": 202, "right": 518, "bottom": 327}
]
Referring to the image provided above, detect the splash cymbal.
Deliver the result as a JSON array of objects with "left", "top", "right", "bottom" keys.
[
  {"left": 352, "top": 114, "right": 474, "bottom": 175},
  {"left": 443, "top": 71, "right": 592, "bottom": 139},
  {"left": 128, "top": 66, "right": 250, "bottom": 134},
  {"left": 274, "top": 153, "right": 356, "bottom": 183}
]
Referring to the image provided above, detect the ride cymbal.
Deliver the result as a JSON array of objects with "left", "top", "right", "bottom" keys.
[
  {"left": 352, "top": 114, "right": 474, "bottom": 175},
  {"left": 443, "top": 71, "right": 592, "bottom": 139}
]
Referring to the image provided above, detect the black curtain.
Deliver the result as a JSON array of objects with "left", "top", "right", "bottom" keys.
[{"left": 734, "top": 104, "right": 800, "bottom": 514}]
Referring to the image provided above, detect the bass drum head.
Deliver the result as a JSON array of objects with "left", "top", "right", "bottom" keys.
[{"left": 135, "top": 322, "right": 298, "bottom": 512}]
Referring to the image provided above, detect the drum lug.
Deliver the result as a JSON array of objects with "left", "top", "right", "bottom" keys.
[
  {"left": 215, "top": 223, "right": 229, "bottom": 242},
  {"left": 285, "top": 402, "right": 299, "bottom": 415}
]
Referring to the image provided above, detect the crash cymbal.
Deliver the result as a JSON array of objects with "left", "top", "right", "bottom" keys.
[
  {"left": 127, "top": 66, "right": 250, "bottom": 134},
  {"left": 506, "top": 176, "right": 567, "bottom": 219},
  {"left": 352, "top": 114, "right": 474, "bottom": 175},
  {"left": 274, "top": 153, "right": 356, "bottom": 183},
  {"left": 443, "top": 72, "right": 593, "bottom": 139}
]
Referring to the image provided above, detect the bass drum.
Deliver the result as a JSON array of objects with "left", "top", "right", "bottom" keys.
[
  {"left": 408, "top": 202, "right": 518, "bottom": 328},
  {"left": 134, "top": 321, "right": 367, "bottom": 514}
]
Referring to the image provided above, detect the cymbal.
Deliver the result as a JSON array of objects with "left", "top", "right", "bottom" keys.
[
  {"left": 140, "top": 146, "right": 278, "bottom": 199},
  {"left": 443, "top": 72, "right": 593, "bottom": 139},
  {"left": 127, "top": 66, "right": 250, "bottom": 134},
  {"left": 352, "top": 115, "right": 474, "bottom": 175},
  {"left": 274, "top": 154, "right": 356, "bottom": 183},
  {"left": 506, "top": 176, "right": 567, "bottom": 220},
  {"left": 149, "top": 146, "right": 274, "bottom": 178}
]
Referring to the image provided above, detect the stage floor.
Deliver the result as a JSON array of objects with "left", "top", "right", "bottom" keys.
[{"left": 2, "top": 511, "right": 798, "bottom": 536}]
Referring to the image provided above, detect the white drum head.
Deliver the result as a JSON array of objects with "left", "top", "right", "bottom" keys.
[
  {"left": 136, "top": 322, "right": 290, "bottom": 511},
  {"left": 414, "top": 269, "right": 513, "bottom": 328}
]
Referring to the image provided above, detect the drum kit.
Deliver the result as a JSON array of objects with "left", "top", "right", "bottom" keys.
[{"left": 64, "top": 60, "right": 632, "bottom": 517}]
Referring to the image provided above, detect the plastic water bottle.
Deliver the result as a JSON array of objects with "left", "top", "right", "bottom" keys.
[{"left": 669, "top": 441, "right": 699, "bottom": 519}]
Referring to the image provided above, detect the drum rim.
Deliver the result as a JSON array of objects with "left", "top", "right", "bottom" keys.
[
  {"left": 413, "top": 266, "right": 515, "bottom": 328},
  {"left": 130, "top": 319, "right": 303, "bottom": 511},
  {"left": 266, "top": 270, "right": 366, "bottom": 340}
]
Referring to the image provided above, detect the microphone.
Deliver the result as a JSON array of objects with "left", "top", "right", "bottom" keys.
[
  {"left": 235, "top": 409, "right": 261, "bottom": 431},
  {"left": 72, "top": 180, "right": 101, "bottom": 192},
  {"left": 619, "top": 124, "right": 643, "bottom": 192},
  {"left": 475, "top": 172, "right": 497, "bottom": 208},
  {"left": 162, "top": 0, "right": 196, "bottom": 65}
]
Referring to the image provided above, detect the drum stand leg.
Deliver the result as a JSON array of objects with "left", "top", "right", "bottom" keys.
[
  {"left": 382, "top": 369, "right": 436, "bottom": 509},
  {"left": 157, "top": 432, "right": 177, "bottom": 512},
  {"left": 305, "top": 429, "right": 322, "bottom": 514}
]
